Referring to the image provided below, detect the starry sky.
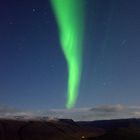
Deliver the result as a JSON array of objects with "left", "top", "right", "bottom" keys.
[{"left": 0, "top": 0, "right": 140, "bottom": 110}]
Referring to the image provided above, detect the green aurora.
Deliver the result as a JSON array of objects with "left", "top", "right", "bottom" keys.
[{"left": 50, "top": 0, "right": 85, "bottom": 109}]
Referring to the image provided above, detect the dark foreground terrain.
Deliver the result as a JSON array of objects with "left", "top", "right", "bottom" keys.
[{"left": 0, "top": 118, "right": 140, "bottom": 140}]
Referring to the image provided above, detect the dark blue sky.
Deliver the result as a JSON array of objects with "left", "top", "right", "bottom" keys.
[{"left": 0, "top": 0, "right": 140, "bottom": 109}]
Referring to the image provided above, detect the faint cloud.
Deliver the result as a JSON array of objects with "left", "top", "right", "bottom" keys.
[
  {"left": 0, "top": 105, "right": 34, "bottom": 119},
  {"left": 90, "top": 104, "right": 126, "bottom": 112},
  {"left": 0, "top": 104, "right": 140, "bottom": 121},
  {"left": 0, "top": 105, "right": 17, "bottom": 115},
  {"left": 132, "top": 112, "right": 140, "bottom": 117}
]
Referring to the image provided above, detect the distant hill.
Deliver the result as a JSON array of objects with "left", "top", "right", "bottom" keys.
[{"left": 0, "top": 118, "right": 140, "bottom": 140}]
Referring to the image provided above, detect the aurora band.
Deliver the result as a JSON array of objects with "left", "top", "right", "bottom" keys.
[{"left": 50, "top": 0, "right": 85, "bottom": 109}]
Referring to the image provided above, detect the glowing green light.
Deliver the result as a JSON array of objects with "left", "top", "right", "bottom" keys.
[{"left": 51, "top": 0, "right": 85, "bottom": 109}]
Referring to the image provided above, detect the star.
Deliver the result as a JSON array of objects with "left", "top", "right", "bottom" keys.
[
  {"left": 32, "top": 8, "right": 36, "bottom": 12},
  {"left": 103, "top": 82, "right": 107, "bottom": 86},
  {"left": 17, "top": 47, "right": 24, "bottom": 52},
  {"left": 121, "top": 40, "right": 127, "bottom": 47},
  {"left": 9, "top": 21, "right": 13, "bottom": 25},
  {"left": 50, "top": 65, "right": 55, "bottom": 69}
]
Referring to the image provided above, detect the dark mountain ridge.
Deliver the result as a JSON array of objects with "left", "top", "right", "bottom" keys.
[{"left": 0, "top": 118, "right": 139, "bottom": 140}]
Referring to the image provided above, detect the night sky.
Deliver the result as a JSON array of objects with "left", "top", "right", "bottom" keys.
[{"left": 0, "top": 0, "right": 140, "bottom": 110}]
